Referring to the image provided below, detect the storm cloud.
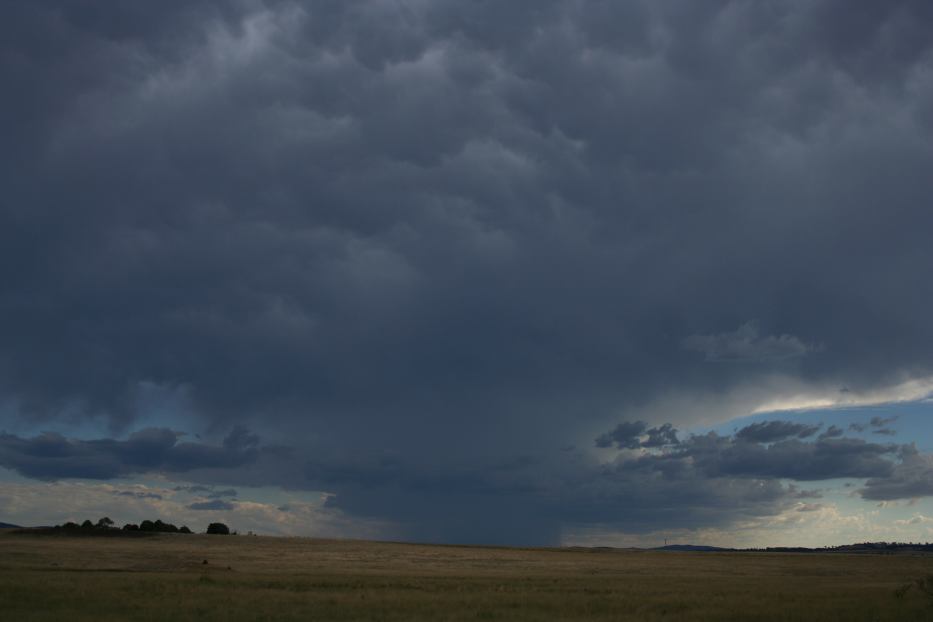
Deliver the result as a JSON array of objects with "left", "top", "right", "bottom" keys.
[
  {"left": 0, "top": 427, "right": 261, "bottom": 480},
  {"left": 2, "top": 1, "right": 933, "bottom": 543},
  {"left": 735, "top": 421, "right": 822, "bottom": 443}
]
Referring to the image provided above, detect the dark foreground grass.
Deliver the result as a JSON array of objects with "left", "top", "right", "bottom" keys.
[{"left": 1, "top": 533, "right": 931, "bottom": 621}]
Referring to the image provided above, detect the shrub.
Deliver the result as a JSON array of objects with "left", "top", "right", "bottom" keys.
[{"left": 122, "top": 523, "right": 139, "bottom": 531}]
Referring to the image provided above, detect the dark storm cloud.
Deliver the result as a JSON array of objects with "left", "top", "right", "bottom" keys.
[
  {"left": 683, "top": 434, "right": 899, "bottom": 481},
  {"left": 849, "top": 416, "right": 901, "bottom": 435},
  {"left": 0, "top": 427, "right": 261, "bottom": 480},
  {"left": 595, "top": 421, "right": 679, "bottom": 450},
  {"left": 642, "top": 423, "right": 680, "bottom": 448},
  {"left": 818, "top": 425, "right": 845, "bottom": 440},
  {"left": 306, "top": 440, "right": 794, "bottom": 543},
  {"left": 2, "top": 1, "right": 933, "bottom": 543},
  {"left": 683, "top": 322, "right": 817, "bottom": 363},
  {"left": 591, "top": 419, "right": 902, "bottom": 484},
  {"left": 310, "top": 419, "right": 923, "bottom": 541},
  {"left": 595, "top": 421, "right": 648, "bottom": 449},
  {"left": 735, "top": 421, "right": 822, "bottom": 443},
  {"left": 860, "top": 448, "right": 933, "bottom": 500}
]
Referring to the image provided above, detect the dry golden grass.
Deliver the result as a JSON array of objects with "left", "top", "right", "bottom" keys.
[{"left": 1, "top": 531, "right": 932, "bottom": 620}]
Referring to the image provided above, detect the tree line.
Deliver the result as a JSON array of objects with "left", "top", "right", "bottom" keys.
[{"left": 53, "top": 516, "right": 231, "bottom": 535}]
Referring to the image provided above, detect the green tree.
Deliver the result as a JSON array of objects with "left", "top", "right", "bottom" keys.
[{"left": 206, "top": 522, "right": 230, "bottom": 535}]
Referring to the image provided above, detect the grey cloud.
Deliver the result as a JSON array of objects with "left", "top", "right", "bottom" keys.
[
  {"left": 595, "top": 421, "right": 648, "bottom": 449},
  {"left": 309, "top": 448, "right": 794, "bottom": 543},
  {"left": 791, "top": 488, "right": 824, "bottom": 499},
  {"left": 595, "top": 421, "right": 679, "bottom": 450},
  {"left": 796, "top": 503, "right": 824, "bottom": 512},
  {"left": 735, "top": 421, "right": 822, "bottom": 443},
  {"left": 642, "top": 423, "right": 680, "bottom": 448},
  {"left": 113, "top": 490, "right": 163, "bottom": 500},
  {"left": 850, "top": 416, "right": 900, "bottom": 435},
  {"left": 173, "top": 485, "right": 237, "bottom": 498},
  {"left": 818, "top": 425, "right": 845, "bottom": 440},
  {"left": 316, "top": 421, "right": 922, "bottom": 542},
  {"left": 860, "top": 449, "right": 933, "bottom": 501},
  {"left": 188, "top": 499, "right": 236, "bottom": 511},
  {"left": 683, "top": 322, "right": 818, "bottom": 363},
  {"left": 0, "top": 428, "right": 261, "bottom": 480},
  {"left": 207, "top": 488, "right": 238, "bottom": 499},
  {"left": 595, "top": 419, "right": 908, "bottom": 484},
  {"left": 173, "top": 485, "right": 213, "bottom": 493},
  {"left": 684, "top": 435, "right": 899, "bottom": 481}
]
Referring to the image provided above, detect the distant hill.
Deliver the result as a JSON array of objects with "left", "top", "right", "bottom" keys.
[
  {"left": 654, "top": 544, "right": 733, "bottom": 552},
  {"left": 651, "top": 542, "right": 933, "bottom": 554},
  {"left": 0, "top": 522, "right": 22, "bottom": 529}
]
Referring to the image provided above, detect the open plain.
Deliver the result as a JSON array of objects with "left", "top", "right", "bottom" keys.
[{"left": 1, "top": 532, "right": 931, "bottom": 621}]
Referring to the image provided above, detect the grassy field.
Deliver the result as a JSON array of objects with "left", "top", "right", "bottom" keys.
[{"left": 1, "top": 531, "right": 932, "bottom": 621}]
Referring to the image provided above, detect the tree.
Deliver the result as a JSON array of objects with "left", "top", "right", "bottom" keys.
[
  {"left": 206, "top": 522, "right": 230, "bottom": 535},
  {"left": 139, "top": 520, "right": 156, "bottom": 532},
  {"left": 179, "top": 526, "right": 192, "bottom": 534},
  {"left": 123, "top": 523, "right": 139, "bottom": 531},
  {"left": 81, "top": 519, "right": 94, "bottom": 529},
  {"left": 97, "top": 517, "right": 114, "bottom": 528}
]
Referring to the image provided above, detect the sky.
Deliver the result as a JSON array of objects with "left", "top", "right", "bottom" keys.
[{"left": 2, "top": 0, "right": 933, "bottom": 547}]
